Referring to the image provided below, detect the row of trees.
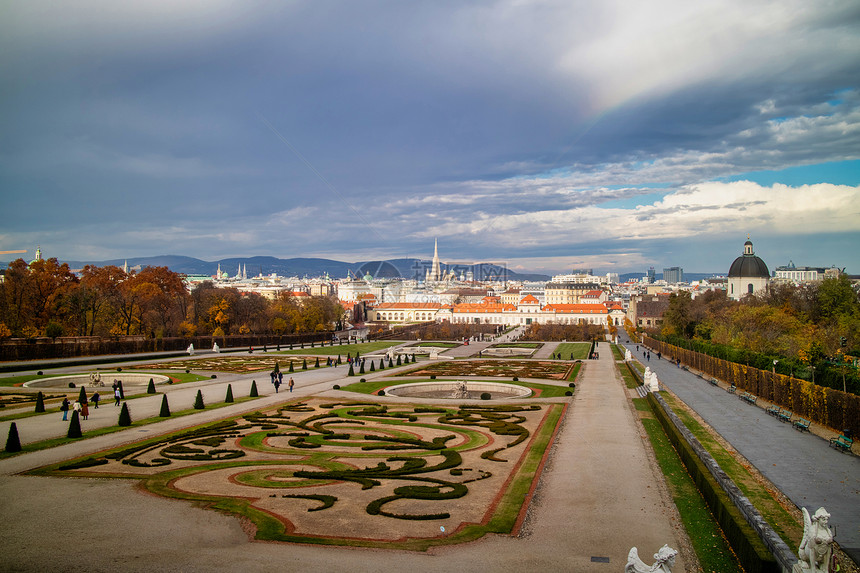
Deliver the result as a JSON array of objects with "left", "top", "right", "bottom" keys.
[
  {"left": 654, "top": 275, "right": 859, "bottom": 391},
  {"left": 0, "top": 258, "right": 344, "bottom": 339}
]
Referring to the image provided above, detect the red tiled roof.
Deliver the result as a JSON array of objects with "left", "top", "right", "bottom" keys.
[
  {"left": 453, "top": 302, "right": 516, "bottom": 313},
  {"left": 582, "top": 290, "right": 604, "bottom": 297},
  {"left": 372, "top": 302, "right": 443, "bottom": 310},
  {"left": 543, "top": 303, "right": 608, "bottom": 314},
  {"left": 519, "top": 294, "right": 540, "bottom": 304}
]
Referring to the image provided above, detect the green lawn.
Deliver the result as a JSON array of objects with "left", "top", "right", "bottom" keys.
[
  {"left": 0, "top": 371, "right": 209, "bottom": 387},
  {"left": 552, "top": 343, "right": 590, "bottom": 360},
  {"left": 408, "top": 342, "right": 459, "bottom": 348},
  {"left": 275, "top": 341, "right": 402, "bottom": 356}
]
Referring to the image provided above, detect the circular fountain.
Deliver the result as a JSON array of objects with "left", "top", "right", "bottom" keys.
[
  {"left": 385, "top": 380, "right": 531, "bottom": 400},
  {"left": 24, "top": 373, "right": 171, "bottom": 389}
]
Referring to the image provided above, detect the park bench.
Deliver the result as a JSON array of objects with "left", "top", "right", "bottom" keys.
[
  {"left": 829, "top": 435, "right": 853, "bottom": 453},
  {"left": 708, "top": 378, "right": 719, "bottom": 386},
  {"left": 766, "top": 405, "right": 780, "bottom": 416},
  {"left": 740, "top": 392, "right": 758, "bottom": 405},
  {"left": 793, "top": 418, "right": 811, "bottom": 432},
  {"left": 777, "top": 409, "right": 793, "bottom": 423},
  {"left": 727, "top": 384, "right": 736, "bottom": 394}
]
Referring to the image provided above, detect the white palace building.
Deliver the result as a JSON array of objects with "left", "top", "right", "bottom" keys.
[{"left": 368, "top": 295, "right": 626, "bottom": 327}]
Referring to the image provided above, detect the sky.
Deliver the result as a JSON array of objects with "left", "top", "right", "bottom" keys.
[{"left": 2, "top": 0, "right": 859, "bottom": 277}]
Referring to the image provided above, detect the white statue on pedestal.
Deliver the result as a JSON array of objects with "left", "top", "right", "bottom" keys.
[
  {"left": 649, "top": 370, "right": 660, "bottom": 392},
  {"left": 625, "top": 349, "right": 633, "bottom": 361},
  {"left": 626, "top": 544, "right": 677, "bottom": 573},
  {"left": 794, "top": 507, "right": 834, "bottom": 573},
  {"left": 187, "top": 343, "right": 194, "bottom": 355},
  {"left": 430, "top": 349, "right": 439, "bottom": 359},
  {"left": 212, "top": 342, "right": 220, "bottom": 353}
]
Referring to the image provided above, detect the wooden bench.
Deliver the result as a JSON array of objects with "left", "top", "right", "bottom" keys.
[
  {"left": 777, "top": 409, "right": 793, "bottom": 423},
  {"left": 793, "top": 418, "right": 811, "bottom": 432},
  {"left": 740, "top": 392, "right": 758, "bottom": 405},
  {"left": 829, "top": 435, "right": 853, "bottom": 453},
  {"left": 727, "top": 384, "right": 736, "bottom": 394},
  {"left": 766, "top": 405, "right": 780, "bottom": 416}
]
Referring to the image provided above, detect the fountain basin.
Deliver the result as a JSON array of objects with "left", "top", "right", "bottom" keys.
[
  {"left": 385, "top": 380, "right": 532, "bottom": 400},
  {"left": 24, "top": 373, "right": 172, "bottom": 389}
]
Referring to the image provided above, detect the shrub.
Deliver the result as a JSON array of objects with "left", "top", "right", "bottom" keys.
[
  {"left": 359, "top": 362, "right": 365, "bottom": 374},
  {"left": 193, "top": 390, "right": 205, "bottom": 410},
  {"left": 78, "top": 387, "right": 87, "bottom": 403},
  {"left": 378, "top": 389, "right": 385, "bottom": 396},
  {"left": 289, "top": 362, "right": 295, "bottom": 373},
  {"left": 159, "top": 395, "right": 171, "bottom": 417},
  {"left": 480, "top": 393, "right": 491, "bottom": 400},
  {"left": 568, "top": 382, "right": 576, "bottom": 388},
  {"left": 430, "top": 375, "right": 436, "bottom": 380},
  {"left": 118, "top": 381, "right": 125, "bottom": 399},
  {"left": 34, "top": 391, "right": 45, "bottom": 413},
  {"left": 315, "top": 357, "right": 320, "bottom": 368},
  {"left": 512, "top": 376, "right": 519, "bottom": 381},
  {"left": 185, "top": 369, "right": 190, "bottom": 374},
  {"left": 211, "top": 374, "right": 217, "bottom": 379},
  {"left": 225, "top": 384, "right": 234, "bottom": 403},
  {"left": 348, "top": 364, "right": 355, "bottom": 376},
  {"left": 250, "top": 380, "right": 259, "bottom": 397},
  {"left": 379, "top": 360, "right": 385, "bottom": 370},
  {"left": 370, "top": 362, "right": 375, "bottom": 372},
  {"left": 117, "top": 403, "right": 132, "bottom": 427},
  {"left": 116, "top": 367, "right": 122, "bottom": 372},
  {"left": 37, "top": 371, "right": 43, "bottom": 376},
  {"left": 302, "top": 359, "right": 308, "bottom": 370},
  {"left": 396, "top": 355, "right": 402, "bottom": 366},
  {"left": 333, "top": 384, "right": 341, "bottom": 390},
  {"left": 565, "top": 391, "right": 573, "bottom": 396},
  {"left": 146, "top": 379, "right": 156, "bottom": 394},
  {"left": 67, "top": 411, "right": 83, "bottom": 438},
  {"left": 360, "top": 378, "right": 366, "bottom": 383},
  {"left": 5, "top": 422, "right": 22, "bottom": 453},
  {"left": 68, "top": 382, "right": 76, "bottom": 388}
]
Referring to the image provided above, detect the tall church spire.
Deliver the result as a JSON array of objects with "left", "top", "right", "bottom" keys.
[{"left": 431, "top": 238, "right": 441, "bottom": 282}]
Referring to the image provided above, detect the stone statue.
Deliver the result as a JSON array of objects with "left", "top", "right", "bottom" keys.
[
  {"left": 187, "top": 343, "right": 194, "bottom": 355},
  {"left": 626, "top": 544, "right": 678, "bottom": 573},
  {"left": 795, "top": 507, "right": 834, "bottom": 573},
  {"left": 450, "top": 381, "right": 472, "bottom": 399},
  {"left": 430, "top": 349, "right": 439, "bottom": 359},
  {"left": 643, "top": 367, "right": 652, "bottom": 386},
  {"left": 212, "top": 342, "right": 220, "bottom": 353},
  {"left": 649, "top": 370, "right": 660, "bottom": 392},
  {"left": 89, "top": 372, "right": 103, "bottom": 387},
  {"left": 625, "top": 349, "right": 633, "bottom": 362}
]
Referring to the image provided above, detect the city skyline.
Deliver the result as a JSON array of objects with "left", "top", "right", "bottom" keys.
[{"left": 2, "top": 1, "right": 859, "bottom": 275}]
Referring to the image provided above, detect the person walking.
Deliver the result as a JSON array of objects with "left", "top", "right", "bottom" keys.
[
  {"left": 288, "top": 377, "right": 294, "bottom": 393},
  {"left": 274, "top": 378, "right": 281, "bottom": 393},
  {"left": 114, "top": 387, "right": 121, "bottom": 406},
  {"left": 81, "top": 398, "right": 89, "bottom": 420},
  {"left": 61, "top": 397, "right": 70, "bottom": 421},
  {"left": 91, "top": 392, "right": 100, "bottom": 408}
]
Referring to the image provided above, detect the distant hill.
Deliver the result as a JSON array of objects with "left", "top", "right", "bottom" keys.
[
  {"left": 619, "top": 272, "right": 724, "bottom": 283},
  {"left": 1, "top": 255, "right": 550, "bottom": 282}
]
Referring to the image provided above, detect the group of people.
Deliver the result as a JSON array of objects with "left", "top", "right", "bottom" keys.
[
  {"left": 269, "top": 370, "right": 295, "bottom": 393},
  {"left": 60, "top": 378, "right": 124, "bottom": 422}
]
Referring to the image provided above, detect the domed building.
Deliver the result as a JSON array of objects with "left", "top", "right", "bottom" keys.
[{"left": 728, "top": 238, "right": 770, "bottom": 300}]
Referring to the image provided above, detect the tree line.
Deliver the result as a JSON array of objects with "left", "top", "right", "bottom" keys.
[
  {"left": 0, "top": 258, "right": 345, "bottom": 339},
  {"left": 654, "top": 275, "right": 860, "bottom": 391}
]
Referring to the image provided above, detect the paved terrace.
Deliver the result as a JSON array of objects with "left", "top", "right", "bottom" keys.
[
  {"left": 622, "top": 339, "right": 860, "bottom": 558},
  {"left": 0, "top": 343, "right": 690, "bottom": 572}
]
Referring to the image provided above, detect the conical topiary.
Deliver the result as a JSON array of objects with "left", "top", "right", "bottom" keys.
[
  {"left": 289, "top": 361, "right": 294, "bottom": 373},
  {"left": 193, "top": 389, "right": 205, "bottom": 409},
  {"left": 118, "top": 380, "right": 125, "bottom": 399},
  {"left": 118, "top": 402, "right": 132, "bottom": 426},
  {"left": 68, "top": 411, "right": 83, "bottom": 438},
  {"left": 274, "top": 361, "right": 280, "bottom": 373},
  {"left": 159, "top": 394, "right": 171, "bottom": 417},
  {"left": 146, "top": 379, "right": 156, "bottom": 394},
  {"left": 369, "top": 361, "right": 375, "bottom": 372},
  {"left": 34, "top": 391, "right": 45, "bottom": 413},
  {"left": 396, "top": 355, "right": 402, "bottom": 366},
  {"left": 225, "top": 384, "right": 234, "bottom": 403},
  {"left": 5, "top": 422, "right": 22, "bottom": 452},
  {"left": 302, "top": 359, "right": 307, "bottom": 370},
  {"left": 412, "top": 353, "right": 416, "bottom": 362},
  {"left": 348, "top": 364, "right": 355, "bottom": 376},
  {"left": 315, "top": 357, "right": 320, "bottom": 368},
  {"left": 379, "top": 359, "right": 385, "bottom": 370},
  {"left": 250, "top": 380, "right": 259, "bottom": 397},
  {"left": 78, "top": 386, "right": 88, "bottom": 404},
  {"left": 388, "top": 357, "right": 394, "bottom": 368},
  {"left": 337, "top": 355, "right": 342, "bottom": 364}
]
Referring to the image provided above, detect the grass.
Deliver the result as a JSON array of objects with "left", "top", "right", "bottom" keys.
[
  {"left": 408, "top": 342, "right": 459, "bottom": 348},
  {"left": 610, "top": 344, "right": 626, "bottom": 361},
  {"left": 618, "top": 362, "right": 641, "bottom": 389},
  {"left": 276, "top": 341, "right": 402, "bottom": 356},
  {"left": 661, "top": 393, "right": 801, "bottom": 552},
  {"left": 492, "top": 342, "right": 541, "bottom": 348},
  {"left": 551, "top": 343, "right": 590, "bottom": 360},
  {"left": 566, "top": 362, "right": 581, "bottom": 382},
  {"left": 634, "top": 397, "right": 744, "bottom": 573},
  {"left": 0, "top": 396, "right": 260, "bottom": 460},
  {"left": 339, "top": 378, "right": 574, "bottom": 398},
  {"left": 0, "top": 371, "right": 209, "bottom": 387}
]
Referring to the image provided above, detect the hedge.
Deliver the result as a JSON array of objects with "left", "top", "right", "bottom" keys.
[{"left": 645, "top": 337, "right": 860, "bottom": 436}]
